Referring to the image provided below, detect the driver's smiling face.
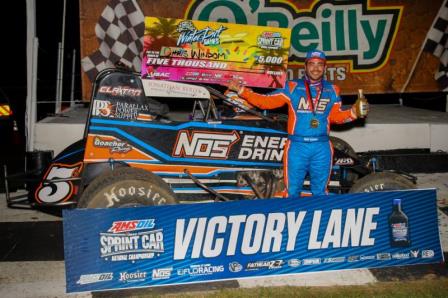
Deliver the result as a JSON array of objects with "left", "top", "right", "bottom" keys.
[{"left": 305, "top": 59, "right": 326, "bottom": 82}]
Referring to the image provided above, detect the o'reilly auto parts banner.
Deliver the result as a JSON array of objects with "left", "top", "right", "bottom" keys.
[
  {"left": 80, "top": 0, "right": 445, "bottom": 99},
  {"left": 63, "top": 189, "right": 443, "bottom": 293}
]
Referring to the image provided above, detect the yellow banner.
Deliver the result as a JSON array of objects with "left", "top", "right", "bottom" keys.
[{"left": 142, "top": 17, "right": 291, "bottom": 88}]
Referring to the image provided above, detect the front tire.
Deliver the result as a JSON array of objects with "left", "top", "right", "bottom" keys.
[
  {"left": 78, "top": 167, "right": 177, "bottom": 208},
  {"left": 349, "top": 172, "right": 416, "bottom": 193}
]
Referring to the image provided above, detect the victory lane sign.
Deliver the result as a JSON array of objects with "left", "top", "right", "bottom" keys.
[{"left": 63, "top": 189, "right": 443, "bottom": 293}]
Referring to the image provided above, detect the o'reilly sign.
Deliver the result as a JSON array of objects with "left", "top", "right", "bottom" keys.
[{"left": 186, "top": 0, "right": 402, "bottom": 71}]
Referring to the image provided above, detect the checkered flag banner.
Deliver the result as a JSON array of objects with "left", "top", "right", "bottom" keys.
[
  {"left": 424, "top": 0, "right": 448, "bottom": 91},
  {"left": 81, "top": 0, "right": 145, "bottom": 82}
]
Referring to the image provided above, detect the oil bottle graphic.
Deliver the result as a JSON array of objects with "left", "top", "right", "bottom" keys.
[{"left": 389, "top": 199, "right": 410, "bottom": 247}]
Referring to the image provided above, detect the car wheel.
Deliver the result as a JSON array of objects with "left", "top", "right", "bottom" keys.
[
  {"left": 78, "top": 167, "right": 177, "bottom": 208},
  {"left": 348, "top": 172, "right": 416, "bottom": 193}
]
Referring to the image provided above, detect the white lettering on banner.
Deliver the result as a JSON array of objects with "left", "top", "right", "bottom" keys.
[
  {"left": 173, "top": 208, "right": 379, "bottom": 260},
  {"left": 241, "top": 214, "right": 266, "bottom": 255},
  {"left": 308, "top": 208, "right": 379, "bottom": 249},
  {"left": 203, "top": 216, "right": 226, "bottom": 258},
  {"left": 287, "top": 211, "right": 306, "bottom": 251},
  {"left": 262, "top": 212, "right": 285, "bottom": 253}
]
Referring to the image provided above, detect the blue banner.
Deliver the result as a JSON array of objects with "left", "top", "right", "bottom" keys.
[{"left": 63, "top": 189, "right": 443, "bottom": 293}]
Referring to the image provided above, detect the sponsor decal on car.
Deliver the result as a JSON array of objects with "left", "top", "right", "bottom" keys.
[
  {"left": 335, "top": 157, "right": 355, "bottom": 166},
  {"left": 93, "top": 136, "right": 132, "bottom": 153},
  {"left": 238, "top": 135, "right": 287, "bottom": 162},
  {"left": 91, "top": 99, "right": 158, "bottom": 121},
  {"left": 76, "top": 273, "right": 113, "bottom": 285},
  {"left": 98, "top": 86, "right": 143, "bottom": 97},
  {"left": 92, "top": 100, "right": 114, "bottom": 117},
  {"left": 35, "top": 162, "right": 83, "bottom": 204},
  {"left": 100, "top": 219, "right": 164, "bottom": 262},
  {"left": 173, "top": 130, "right": 239, "bottom": 159}
]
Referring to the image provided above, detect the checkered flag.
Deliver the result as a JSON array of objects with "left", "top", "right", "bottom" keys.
[
  {"left": 81, "top": 0, "right": 145, "bottom": 82},
  {"left": 424, "top": 0, "right": 448, "bottom": 91}
]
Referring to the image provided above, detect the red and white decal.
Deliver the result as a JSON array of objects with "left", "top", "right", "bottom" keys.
[
  {"left": 98, "top": 86, "right": 142, "bottom": 97},
  {"left": 335, "top": 157, "right": 355, "bottom": 166},
  {"left": 173, "top": 130, "right": 239, "bottom": 159},
  {"left": 35, "top": 162, "right": 83, "bottom": 203}
]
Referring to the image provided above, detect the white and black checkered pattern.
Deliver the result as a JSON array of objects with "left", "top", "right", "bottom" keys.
[
  {"left": 424, "top": 0, "right": 448, "bottom": 91},
  {"left": 81, "top": 0, "right": 145, "bottom": 82}
]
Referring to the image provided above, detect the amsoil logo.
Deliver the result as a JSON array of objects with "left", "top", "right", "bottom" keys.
[
  {"left": 173, "top": 130, "right": 239, "bottom": 159},
  {"left": 186, "top": 0, "right": 402, "bottom": 71},
  {"left": 108, "top": 219, "right": 155, "bottom": 233}
]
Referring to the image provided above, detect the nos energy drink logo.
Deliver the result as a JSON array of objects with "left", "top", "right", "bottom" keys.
[{"left": 186, "top": 0, "right": 402, "bottom": 71}]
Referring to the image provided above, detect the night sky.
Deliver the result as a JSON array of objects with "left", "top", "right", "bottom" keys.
[{"left": 1, "top": 0, "right": 81, "bottom": 131}]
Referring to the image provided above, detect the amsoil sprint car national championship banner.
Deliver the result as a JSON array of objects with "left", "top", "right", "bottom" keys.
[
  {"left": 142, "top": 17, "right": 291, "bottom": 88},
  {"left": 63, "top": 189, "right": 443, "bottom": 293}
]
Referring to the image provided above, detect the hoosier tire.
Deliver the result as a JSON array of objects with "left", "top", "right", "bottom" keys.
[
  {"left": 348, "top": 172, "right": 416, "bottom": 193},
  {"left": 78, "top": 167, "right": 177, "bottom": 208}
]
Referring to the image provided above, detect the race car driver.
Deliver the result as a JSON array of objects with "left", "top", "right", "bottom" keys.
[{"left": 228, "top": 50, "right": 369, "bottom": 197}]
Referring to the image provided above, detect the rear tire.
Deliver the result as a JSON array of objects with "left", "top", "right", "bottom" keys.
[
  {"left": 78, "top": 167, "right": 177, "bottom": 208},
  {"left": 349, "top": 172, "right": 415, "bottom": 193}
]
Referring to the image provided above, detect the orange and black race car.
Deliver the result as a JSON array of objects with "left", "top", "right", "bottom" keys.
[{"left": 5, "top": 69, "right": 416, "bottom": 209}]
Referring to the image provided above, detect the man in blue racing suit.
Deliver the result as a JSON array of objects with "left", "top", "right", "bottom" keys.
[{"left": 228, "top": 50, "right": 368, "bottom": 197}]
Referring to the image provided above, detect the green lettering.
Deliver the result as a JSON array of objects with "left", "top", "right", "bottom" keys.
[
  {"left": 292, "top": 22, "right": 318, "bottom": 53},
  {"left": 321, "top": 9, "right": 331, "bottom": 51},
  {"left": 348, "top": 10, "right": 358, "bottom": 50},
  {"left": 361, "top": 19, "right": 386, "bottom": 59},
  {"left": 197, "top": 1, "right": 248, "bottom": 24},
  {"left": 336, "top": 10, "right": 345, "bottom": 51},
  {"left": 258, "top": 12, "right": 289, "bottom": 28}
]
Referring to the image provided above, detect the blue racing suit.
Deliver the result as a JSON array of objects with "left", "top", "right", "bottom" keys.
[{"left": 239, "top": 79, "right": 356, "bottom": 197}]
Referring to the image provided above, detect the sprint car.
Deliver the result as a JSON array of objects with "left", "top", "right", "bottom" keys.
[{"left": 5, "top": 69, "right": 416, "bottom": 209}]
